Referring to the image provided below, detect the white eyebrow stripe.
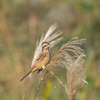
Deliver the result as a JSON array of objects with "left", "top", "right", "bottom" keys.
[{"left": 42, "top": 44, "right": 47, "bottom": 47}]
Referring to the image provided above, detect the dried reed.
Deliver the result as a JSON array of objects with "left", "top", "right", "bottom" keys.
[
  {"left": 66, "top": 54, "right": 87, "bottom": 100},
  {"left": 42, "top": 37, "right": 87, "bottom": 100},
  {"left": 23, "top": 24, "right": 87, "bottom": 100}
]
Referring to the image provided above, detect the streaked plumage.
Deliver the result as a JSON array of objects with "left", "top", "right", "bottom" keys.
[{"left": 20, "top": 42, "right": 50, "bottom": 81}]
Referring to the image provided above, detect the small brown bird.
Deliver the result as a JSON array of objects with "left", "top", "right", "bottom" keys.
[{"left": 20, "top": 42, "right": 51, "bottom": 81}]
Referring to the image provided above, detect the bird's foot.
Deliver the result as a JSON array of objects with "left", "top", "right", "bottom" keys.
[
  {"left": 40, "top": 77, "right": 44, "bottom": 81},
  {"left": 38, "top": 74, "right": 44, "bottom": 81}
]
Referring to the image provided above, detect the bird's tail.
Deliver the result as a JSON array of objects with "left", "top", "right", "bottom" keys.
[
  {"left": 20, "top": 70, "right": 32, "bottom": 81},
  {"left": 20, "top": 66, "right": 37, "bottom": 81}
]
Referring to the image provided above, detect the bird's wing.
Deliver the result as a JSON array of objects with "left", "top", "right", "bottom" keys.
[{"left": 33, "top": 53, "right": 46, "bottom": 66}]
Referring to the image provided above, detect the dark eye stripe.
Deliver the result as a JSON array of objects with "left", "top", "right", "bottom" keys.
[{"left": 43, "top": 45, "right": 46, "bottom": 48}]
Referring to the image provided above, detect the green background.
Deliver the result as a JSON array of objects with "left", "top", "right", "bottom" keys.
[{"left": 0, "top": 0, "right": 100, "bottom": 100}]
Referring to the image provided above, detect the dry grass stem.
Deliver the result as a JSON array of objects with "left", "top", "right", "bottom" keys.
[
  {"left": 50, "top": 71, "right": 65, "bottom": 89},
  {"left": 33, "top": 79, "right": 44, "bottom": 100}
]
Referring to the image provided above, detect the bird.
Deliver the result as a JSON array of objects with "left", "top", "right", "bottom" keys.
[{"left": 20, "top": 42, "right": 51, "bottom": 81}]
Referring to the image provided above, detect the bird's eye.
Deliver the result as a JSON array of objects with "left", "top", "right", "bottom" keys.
[{"left": 43, "top": 45, "right": 46, "bottom": 47}]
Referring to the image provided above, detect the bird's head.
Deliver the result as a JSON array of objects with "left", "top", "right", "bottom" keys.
[{"left": 41, "top": 42, "right": 50, "bottom": 51}]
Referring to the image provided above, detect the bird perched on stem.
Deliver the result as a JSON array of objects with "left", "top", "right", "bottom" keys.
[{"left": 20, "top": 42, "right": 51, "bottom": 81}]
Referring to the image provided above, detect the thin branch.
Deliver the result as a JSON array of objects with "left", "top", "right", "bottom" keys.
[
  {"left": 33, "top": 79, "right": 44, "bottom": 100},
  {"left": 50, "top": 71, "right": 67, "bottom": 92}
]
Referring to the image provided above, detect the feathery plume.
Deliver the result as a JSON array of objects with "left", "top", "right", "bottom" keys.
[
  {"left": 31, "top": 23, "right": 63, "bottom": 68},
  {"left": 65, "top": 54, "right": 87, "bottom": 100}
]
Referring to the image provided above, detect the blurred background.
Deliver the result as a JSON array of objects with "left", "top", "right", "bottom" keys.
[{"left": 0, "top": 0, "right": 100, "bottom": 100}]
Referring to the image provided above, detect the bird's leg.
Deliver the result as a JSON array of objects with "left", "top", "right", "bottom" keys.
[
  {"left": 38, "top": 74, "right": 44, "bottom": 81},
  {"left": 37, "top": 69, "right": 44, "bottom": 81}
]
